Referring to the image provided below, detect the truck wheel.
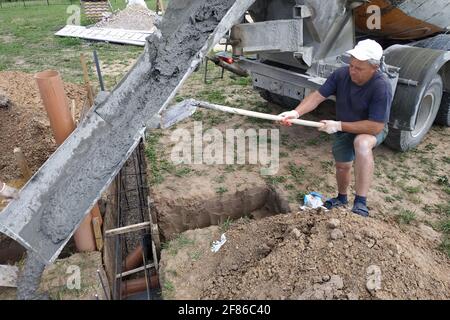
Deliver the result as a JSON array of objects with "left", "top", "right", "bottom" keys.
[
  {"left": 385, "top": 74, "right": 443, "bottom": 151},
  {"left": 434, "top": 93, "right": 450, "bottom": 126},
  {"left": 259, "top": 90, "right": 299, "bottom": 109},
  {"left": 411, "top": 34, "right": 450, "bottom": 127}
]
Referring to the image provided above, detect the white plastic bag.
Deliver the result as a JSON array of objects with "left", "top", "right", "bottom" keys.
[
  {"left": 211, "top": 234, "right": 227, "bottom": 253},
  {"left": 300, "top": 192, "right": 327, "bottom": 210}
]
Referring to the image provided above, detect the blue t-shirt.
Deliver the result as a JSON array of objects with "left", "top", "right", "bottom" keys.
[{"left": 318, "top": 67, "right": 392, "bottom": 123}]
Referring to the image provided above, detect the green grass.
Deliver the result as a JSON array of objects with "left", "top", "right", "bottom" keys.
[
  {"left": 384, "top": 195, "right": 396, "bottom": 203},
  {"left": 175, "top": 167, "right": 192, "bottom": 177},
  {"left": 438, "top": 215, "right": 450, "bottom": 258},
  {"left": 296, "top": 190, "right": 307, "bottom": 203},
  {"left": 229, "top": 76, "right": 252, "bottom": 86},
  {"left": 162, "top": 280, "right": 175, "bottom": 299},
  {"left": 439, "top": 237, "right": 450, "bottom": 258},
  {"left": 219, "top": 217, "right": 233, "bottom": 232},
  {"left": 0, "top": 0, "right": 166, "bottom": 86},
  {"left": 214, "top": 175, "right": 225, "bottom": 183},
  {"left": 403, "top": 185, "right": 421, "bottom": 194},
  {"left": 264, "top": 175, "right": 287, "bottom": 185},
  {"left": 439, "top": 220, "right": 450, "bottom": 234},
  {"left": 215, "top": 186, "right": 228, "bottom": 195},
  {"left": 223, "top": 165, "right": 235, "bottom": 173},
  {"left": 162, "top": 234, "right": 195, "bottom": 256},
  {"left": 396, "top": 209, "right": 416, "bottom": 225},
  {"left": 288, "top": 162, "right": 305, "bottom": 183},
  {"left": 145, "top": 132, "right": 175, "bottom": 184},
  {"left": 198, "top": 89, "right": 227, "bottom": 105},
  {"left": 189, "top": 250, "right": 203, "bottom": 262}
]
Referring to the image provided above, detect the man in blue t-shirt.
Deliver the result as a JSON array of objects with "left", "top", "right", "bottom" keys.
[{"left": 279, "top": 39, "right": 392, "bottom": 217}]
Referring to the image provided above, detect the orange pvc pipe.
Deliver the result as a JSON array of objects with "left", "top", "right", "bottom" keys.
[
  {"left": 34, "top": 69, "right": 96, "bottom": 252},
  {"left": 121, "top": 275, "right": 160, "bottom": 297},
  {"left": 124, "top": 245, "right": 144, "bottom": 271},
  {"left": 35, "top": 70, "right": 76, "bottom": 146}
]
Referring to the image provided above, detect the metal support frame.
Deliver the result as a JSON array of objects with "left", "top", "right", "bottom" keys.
[{"left": 112, "top": 140, "right": 156, "bottom": 300}]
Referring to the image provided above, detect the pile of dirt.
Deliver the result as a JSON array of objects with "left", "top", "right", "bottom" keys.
[
  {"left": 0, "top": 71, "right": 86, "bottom": 183},
  {"left": 159, "top": 208, "right": 450, "bottom": 300},
  {"left": 0, "top": 71, "right": 86, "bottom": 263},
  {"left": 94, "top": 5, "right": 160, "bottom": 31}
]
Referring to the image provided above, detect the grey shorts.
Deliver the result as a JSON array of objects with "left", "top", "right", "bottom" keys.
[{"left": 332, "top": 126, "right": 388, "bottom": 163}]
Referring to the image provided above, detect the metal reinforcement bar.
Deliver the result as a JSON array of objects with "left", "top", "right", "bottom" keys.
[{"left": 0, "top": 0, "right": 256, "bottom": 264}]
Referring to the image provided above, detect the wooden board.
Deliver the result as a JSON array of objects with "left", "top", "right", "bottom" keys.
[{"left": 105, "top": 222, "right": 150, "bottom": 237}]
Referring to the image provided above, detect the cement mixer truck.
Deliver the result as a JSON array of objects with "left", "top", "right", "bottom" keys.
[{"left": 226, "top": 0, "right": 450, "bottom": 151}]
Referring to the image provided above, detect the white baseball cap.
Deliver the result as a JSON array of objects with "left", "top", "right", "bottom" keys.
[{"left": 346, "top": 39, "right": 383, "bottom": 62}]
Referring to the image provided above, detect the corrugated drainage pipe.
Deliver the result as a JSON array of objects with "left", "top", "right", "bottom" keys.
[{"left": 34, "top": 70, "right": 96, "bottom": 252}]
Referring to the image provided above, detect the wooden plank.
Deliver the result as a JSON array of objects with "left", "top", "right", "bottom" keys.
[
  {"left": 115, "top": 263, "right": 155, "bottom": 279},
  {"left": 92, "top": 217, "right": 104, "bottom": 251},
  {"left": 152, "top": 241, "right": 159, "bottom": 271},
  {"left": 102, "top": 180, "right": 117, "bottom": 295},
  {"left": 105, "top": 221, "right": 150, "bottom": 237},
  {"left": 80, "top": 53, "right": 95, "bottom": 107},
  {"left": 151, "top": 224, "right": 161, "bottom": 253},
  {"left": 0, "top": 265, "right": 18, "bottom": 288}
]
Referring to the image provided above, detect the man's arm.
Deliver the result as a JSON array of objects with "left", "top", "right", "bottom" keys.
[
  {"left": 341, "top": 120, "right": 384, "bottom": 135},
  {"left": 294, "top": 91, "right": 327, "bottom": 117},
  {"left": 279, "top": 91, "right": 327, "bottom": 126},
  {"left": 319, "top": 120, "right": 385, "bottom": 135}
]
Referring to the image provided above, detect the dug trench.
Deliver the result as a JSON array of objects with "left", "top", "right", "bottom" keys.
[{"left": 152, "top": 181, "right": 291, "bottom": 242}]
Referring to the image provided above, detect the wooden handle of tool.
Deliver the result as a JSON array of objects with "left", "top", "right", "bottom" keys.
[{"left": 196, "top": 101, "right": 324, "bottom": 128}]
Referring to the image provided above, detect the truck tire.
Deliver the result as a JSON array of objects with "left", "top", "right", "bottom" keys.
[
  {"left": 385, "top": 74, "right": 443, "bottom": 151},
  {"left": 259, "top": 90, "right": 299, "bottom": 109},
  {"left": 411, "top": 34, "right": 450, "bottom": 127},
  {"left": 434, "top": 93, "right": 450, "bottom": 126}
]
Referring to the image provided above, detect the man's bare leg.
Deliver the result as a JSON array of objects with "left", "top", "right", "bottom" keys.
[
  {"left": 353, "top": 134, "right": 377, "bottom": 197},
  {"left": 336, "top": 161, "right": 353, "bottom": 195}
]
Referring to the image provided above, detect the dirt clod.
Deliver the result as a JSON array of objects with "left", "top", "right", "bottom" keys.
[
  {"left": 327, "top": 218, "right": 340, "bottom": 229},
  {"left": 330, "top": 228, "right": 344, "bottom": 240}
]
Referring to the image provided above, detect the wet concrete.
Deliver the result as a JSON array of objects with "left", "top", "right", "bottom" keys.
[
  {"left": 16, "top": 251, "right": 48, "bottom": 300},
  {"left": 0, "top": 0, "right": 255, "bottom": 300}
]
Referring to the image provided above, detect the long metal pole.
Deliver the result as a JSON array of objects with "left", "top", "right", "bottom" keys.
[{"left": 93, "top": 50, "right": 105, "bottom": 92}]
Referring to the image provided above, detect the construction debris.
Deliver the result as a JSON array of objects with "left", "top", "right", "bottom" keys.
[{"left": 94, "top": 5, "right": 161, "bottom": 31}]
